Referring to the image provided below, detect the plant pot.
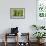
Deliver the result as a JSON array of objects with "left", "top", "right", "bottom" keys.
[
  {"left": 37, "top": 39, "right": 40, "bottom": 43},
  {"left": 37, "top": 39, "right": 45, "bottom": 44}
]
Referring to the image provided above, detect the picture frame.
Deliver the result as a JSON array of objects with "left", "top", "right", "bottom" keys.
[{"left": 10, "top": 8, "right": 25, "bottom": 19}]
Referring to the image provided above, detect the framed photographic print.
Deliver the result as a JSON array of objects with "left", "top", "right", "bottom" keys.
[{"left": 10, "top": 8, "right": 25, "bottom": 19}]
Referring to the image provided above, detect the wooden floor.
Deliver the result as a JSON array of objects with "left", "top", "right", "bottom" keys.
[{"left": 0, "top": 42, "right": 46, "bottom": 46}]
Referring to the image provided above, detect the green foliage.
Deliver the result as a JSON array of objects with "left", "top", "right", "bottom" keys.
[
  {"left": 32, "top": 25, "right": 45, "bottom": 30},
  {"left": 13, "top": 10, "right": 23, "bottom": 16},
  {"left": 33, "top": 32, "right": 46, "bottom": 39},
  {"left": 40, "top": 26, "right": 45, "bottom": 29},
  {"left": 39, "top": 4, "right": 46, "bottom": 17},
  {"left": 39, "top": 13, "right": 44, "bottom": 17},
  {"left": 32, "top": 25, "right": 38, "bottom": 30},
  {"left": 32, "top": 25, "right": 37, "bottom": 27}
]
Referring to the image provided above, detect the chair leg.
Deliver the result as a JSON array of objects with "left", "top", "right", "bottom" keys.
[
  {"left": 17, "top": 36, "right": 18, "bottom": 46},
  {"left": 16, "top": 34, "right": 18, "bottom": 46},
  {"left": 4, "top": 33, "right": 7, "bottom": 46},
  {"left": 4, "top": 41, "right": 7, "bottom": 46}
]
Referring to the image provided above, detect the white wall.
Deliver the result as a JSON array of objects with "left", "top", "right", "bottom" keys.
[{"left": 0, "top": 0, "right": 36, "bottom": 42}]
